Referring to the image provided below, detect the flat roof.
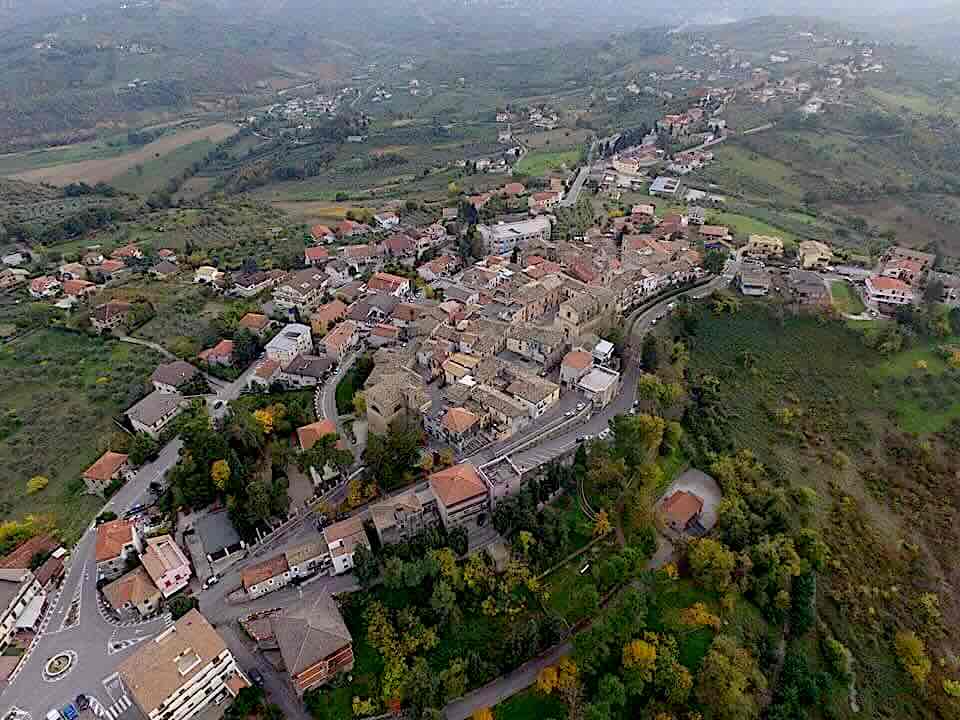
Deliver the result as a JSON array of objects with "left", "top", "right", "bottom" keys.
[{"left": 578, "top": 367, "right": 621, "bottom": 393}]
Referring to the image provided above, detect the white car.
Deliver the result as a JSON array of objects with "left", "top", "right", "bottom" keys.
[
  {"left": 598, "top": 429, "right": 611, "bottom": 440},
  {"left": 576, "top": 402, "right": 585, "bottom": 412},
  {"left": 202, "top": 574, "right": 220, "bottom": 590}
]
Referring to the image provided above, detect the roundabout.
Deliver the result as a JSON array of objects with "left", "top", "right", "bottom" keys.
[{"left": 42, "top": 651, "right": 76, "bottom": 682}]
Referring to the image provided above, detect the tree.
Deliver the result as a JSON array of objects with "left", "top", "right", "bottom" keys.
[
  {"left": 353, "top": 392, "right": 367, "bottom": 416},
  {"left": 168, "top": 595, "right": 198, "bottom": 620},
  {"left": 26, "top": 476, "right": 49, "bottom": 494},
  {"left": 430, "top": 579, "right": 458, "bottom": 626},
  {"left": 472, "top": 708, "right": 493, "bottom": 720},
  {"left": 895, "top": 631, "right": 931, "bottom": 687},
  {"left": 594, "top": 510, "right": 612, "bottom": 537},
  {"left": 703, "top": 249, "right": 727, "bottom": 275},
  {"left": 641, "top": 335, "right": 659, "bottom": 371},
  {"left": 610, "top": 413, "right": 665, "bottom": 467},
  {"left": 353, "top": 544, "right": 380, "bottom": 589},
  {"left": 128, "top": 433, "right": 160, "bottom": 466},
  {"left": 233, "top": 329, "right": 260, "bottom": 367},
  {"left": 211, "top": 459, "right": 231, "bottom": 491},
  {"left": 537, "top": 665, "right": 559, "bottom": 694},
  {"left": 696, "top": 635, "right": 767, "bottom": 720},
  {"left": 688, "top": 539, "right": 737, "bottom": 593}
]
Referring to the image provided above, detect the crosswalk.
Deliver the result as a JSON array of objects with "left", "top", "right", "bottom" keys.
[{"left": 103, "top": 695, "right": 131, "bottom": 720}]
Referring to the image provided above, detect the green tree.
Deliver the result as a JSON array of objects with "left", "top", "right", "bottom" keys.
[
  {"left": 696, "top": 635, "right": 767, "bottom": 720},
  {"left": 168, "top": 595, "right": 198, "bottom": 620},
  {"left": 688, "top": 538, "right": 737, "bottom": 593},
  {"left": 353, "top": 544, "right": 380, "bottom": 589},
  {"left": 128, "top": 433, "right": 160, "bottom": 466}
]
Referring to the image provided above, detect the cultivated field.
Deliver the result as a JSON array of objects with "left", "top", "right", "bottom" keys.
[{"left": 7, "top": 123, "right": 237, "bottom": 187}]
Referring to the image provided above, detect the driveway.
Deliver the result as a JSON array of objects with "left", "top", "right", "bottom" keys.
[{"left": 658, "top": 468, "right": 722, "bottom": 531}]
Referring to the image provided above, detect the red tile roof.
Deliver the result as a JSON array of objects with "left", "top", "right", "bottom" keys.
[
  {"left": 429, "top": 463, "right": 487, "bottom": 508},
  {"left": 305, "top": 247, "right": 330, "bottom": 262},
  {"left": 661, "top": 490, "right": 703, "bottom": 527},
  {"left": 297, "top": 420, "right": 337, "bottom": 451},
  {"left": 84, "top": 452, "right": 129, "bottom": 482},
  {"left": 562, "top": 351, "right": 592, "bottom": 370},
  {"left": 96, "top": 519, "right": 135, "bottom": 562}
]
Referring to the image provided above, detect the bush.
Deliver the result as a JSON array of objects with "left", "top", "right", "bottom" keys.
[
  {"left": 26, "top": 476, "right": 49, "bottom": 494},
  {"left": 168, "top": 595, "right": 198, "bottom": 620}
]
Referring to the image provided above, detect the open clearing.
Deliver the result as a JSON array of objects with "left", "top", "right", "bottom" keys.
[
  {"left": 7, "top": 123, "right": 237, "bottom": 187},
  {"left": 515, "top": 148, "right": 581, "bottom": 176},
  {"left": 830, "top": 280, "right": 866, "bottom": 315}
]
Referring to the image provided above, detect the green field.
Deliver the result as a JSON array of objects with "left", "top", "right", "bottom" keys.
[
  {"left": 0, "top": 330, "right": 162, "bottom": 539},
  {"left": 704, "top": 209, "right": 798, "bottom": 247},
  {"left": 709, "top": 144, "right": 805, "bottom": 201},
  {"left": 543, "top": 536, "right": 618, "bottom": 624},
  {"left": 110, "top": 139, "right": 215, "bottom": 194},
  {"left": 515, "top": 148, "right": 582, "bottom": 176},
  {"left": 865, "top": 87, "right": 960, "bottom": 118},
  {"left": 829, "top": 281, "right": 866, "bottom": 315},
  {"left": 0, "top": 134, "right": 134, "bottom": 175},
  {"left": 494, "top": 689, "right": 566, "bottom": 720}
]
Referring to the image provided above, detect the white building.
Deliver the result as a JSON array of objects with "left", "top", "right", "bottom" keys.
[
  {"left": 865, "top": 275, "right": 914, "bottom": 307},
  {"left": 322, "top": 516, "right": 369, "bottom": 576},
  {"left": 118, "top": 610, "right": 248, "bottom": 720},
  {"left": 265, "top": 324, "right": 313, "bottom": 365},
  {"left": 140, "top": 535, "right": 192, "bottom": 599},
  {"left": 0, "top": 573, "right": 43, "bottom": 650},
  {"left": 478, "top": 217, "right": 551, "bottom": 256}
]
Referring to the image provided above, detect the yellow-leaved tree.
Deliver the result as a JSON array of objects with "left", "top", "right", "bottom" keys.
[{"left": 211, "top": 460, "right": 230, "bottom": 491}]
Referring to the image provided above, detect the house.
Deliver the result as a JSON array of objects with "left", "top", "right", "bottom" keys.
[
  {"left": 250, "top": 359, "right": 281, "bottom": 388},
  {"left": 0, "top": 535, "right": 59, "bottom": 579},
  {"left": 111, "top": 244, "right": 143, "bottom": 262},
  {"left": 865, "top": 275, "right": 915, "bottom": 307},
  {"left": 280, "top": 354, "right": 333, "bottom": 388},
  {"left": 195, "top": 510, "right": 245, "bottom": 563},
  {"left": 738, "top": 270, "right": 771, "bottom": 296},
  {"left": 273, "top": 269, "right": 327, "bottom": 311},
  {"left": 140, "top": 535, "right": 192, "bottom": 598},
  {"left": 881, "top": 246, "right": 935, "bottom": 273},
  {"left": 577, "top": 367, "right": 621, "bottom": 408},
  {"left": 322, "top": 515, "right": 369, "bottom": 576},
  {"left": 95, "top": 519, "right": 142, "bottom": 581},
  {"left": 374, "top": 212, "right": 400, "bottom": 230},
  {"left": 365, "top": 371, "right": 430, "bottom": 435},
  {"left": 881, "top": 258, "right": 925, "bottom": 286},
  {"left": 151, "top": 360, "right": 200, "bottom": 394},
  {"left": 265, "top": 324, "right": 314, "bottom": 365},
  {"left": 661, "top": 490, "right": 704, "bottom": 533},
  {"left": 744, "top": 235, "right": 784, "bottom": 258},
  {"left": 798, "top": 240, "right": 832, "bottom": 270},
  {"left": 0, "top": 571, "right": 44, "bottom": 650},
  {"left": 369, "top": 323, "right": 401, "bottom": 347},
  {"left": 788, "top": 270, "right": 830, "bottom": 306},
  {"left": 560, "top": 350, "right": 593, "bottom": 386},
  {"left": 231, "top": 271, "right": 275, "bottom": 298},
  {"left": 649, "top": 177, "right": 681, "bottom": 198},
  {"left": 102, "top": 567, "right": 161, "bottom": 620},
  {"left": 91, "top": 301, "right": 133, "bottom": 333},
  {"left": 242, "top": 555, "right": 290, "bottom": 599},
  {"left": 193, "top": 266, "right": 224, "bottom": 285},
  {"left": 555, "top": 289, "right": 615, "bottom": 340},
  {"left": 238, "top": 312, "right": 270, "bottom": 336},
  {"left": 370, "top": 488, "right": 437, "bottom": 546},
  {"left": 336, "top": 220, "right": 372, "bottom": 238},
  {"left": 29, "top": 276, "right": 61, "bottom": 299},
  {"left": 270, "top": 593, "right": 354, "bottom": 694},
  {"left": 296, "top": 419, "right": 338, "bottom": 451},
  {"left": 367, "top": 272, "right": 411, "bottom": 297},
  {"left": 305, "top": 247, "right": 331, "bottom": 266},
  {"left": 478, "top": 217, "right": 552, "bottom": 256},
  {"left": 592, "top": 339, "right": 615, "bottom": 367},
  {"left": 149, "top": 260, "right": 179, "bottom": 280},
  {"left": 58, "top": 262, "right": 88, "bottom": 281},
  {"left": 83, "top": 451, "right": 130, "bottom": 496},
  {"left": 341, "top": 244, "right": 385, "bottom": 274},
  {"left": 126, "top": 391, "right": 185, "bottom": 437},
  {"left": 528, "top": 191, "right": 563, "bottom": 213},
  {"left": 285, "top": 542, "right": 328, "bottom": 580},
  {"left": 0, "top": 268, "right": 25, "bottom": 290},
  {"left": 83, "top": 252, "right": 105, "bottom": 266},
  {"left": 62, "top": 279, "right": 97, "bottom": 300},
  {"left": 118, "top": 610, "right": 247, "bottom": 720},
  {"left": 311, "top": 300, "right": 349, "bottom": 335},
  {"left": 1, "top": 252, "right": 25, "bottom": 267},
  {"left": 158, "top": 248, "right": 177, "bottom": 262},
  {"left": 310, "top": 224, "right": 336, "bottom": 244},
  {"left": 97, "top": 259, "right": 129, "bottom": 281},
  {"left": 502, "top": 182, "right": 526, "bottom": 197},
  {"left": 506, "top": 324, "right": 566, "bottom": 369},
  {"left": 439, "top": 407, "right": 481, "bottom": 451},
  {"left": 418, "top": 255, "right": 459, "bottom": 282},
  {"left": 699, "top": 225, "right": 732, "bottom": 245},
  {"left": 198, "top": 339, "right": 234, "bottom": 366},
  {"left": 429, "top": 463, "right": 490, "bottom": 530},
  {"left": 322, "top": 320, "right": 358, "bottom": 362}
]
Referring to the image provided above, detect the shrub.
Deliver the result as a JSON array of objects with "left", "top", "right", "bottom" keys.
[{"left": 26, "top": 476, "right": 49, "bottom": 494}]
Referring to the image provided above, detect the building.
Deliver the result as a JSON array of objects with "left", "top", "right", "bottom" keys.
[
  {"left": 311, "top": 300, "right": 348, "bottom": 335},
  {"left": 150, "top": 261, "right": 180, "bottom": 281},
  {"left": 238, "top": 313, "right": 271, "bottom": 336},
  {"left": 126, "top": 391, "right": 185, "bottom": 438},
  {"left": 506, "top": 376, "right": 560, "bottom": 419},
  {"left": 29, "top": 276, "right": 61, "bottom": 299},
  {"left": 265, "top": 324, "right": 314, "bottom": 365},
  {"left": 311, "top": 224, "right": 336, "bottom": 244},
  {"left": 0, "top": 571, "right": 43, "bottom": 651},
  {"left": 528, "top": 191, "right": 563, "bottom": 213},
  {"left": 242, "top": 555, "right": 290, "bottom": 599},
  {"left": 649, "top": 177, "right": 681, "bottom": 198},
  {"left": 699, "top": 225, "right": 732, "bottom": 245},
  {"left": 83, "top": 451, "right": 130, "bottom": 496},
  {"left": 279, "top": 355, "right": 333, "bottom": 388},
  {"left": 365, "top": 371, "right": 430, "bottom": 435},
  {"left": 505, "top": 324, "right": 566, "bottom": 369},
  {"left": 560, "top": 350, "right": 593, "bottom": 386},
  {"left": 744, "top": 235, "right": 784, "bottom": 258},
  {"left": 102, "top": 567, "right": 161, "bottom": 620},
  {"left": 284, "top": 542, "right": 328, "bottom": 580},
  {"left": 865, "top": 275, "right": 915, "bottom": 307},
  {"left": 661, "top": 490, "right": 704, "bottom": 533},
  {"left": 195, "top": 511, "right": 245, "bottom": 563},
  {"left": 96, "top": 519, "right": 142, "bottom": 581},
  {"left": 369, "top": 488, "right": 437, "bottom": 546},
  {"left": 296, "top": 419, "right": 338, "bottom": 451},
  {"left": 141, "top": 535, "right": 192, "bottom": 598},
  {"left": 738, "top": 270, "right": 771, "bottom": 297},
  {"left": 273, "top": 269, "right": 327, "bottom": 311},
  {"left": 231, "top": 271, "right": 275, "bottom": 298},
  {"left": 151, "top": 361, "right": 200, "bottom": 394},
  {"left": 881, "top": 246, "right": 935, "bottom": 273},
  {"left": 788, "top": 270, "right": 830, "bottom": 306},
  {"left": 91, "top": 301, "right": 133, "bottom": 333},
  {"left": 577, "top": 367, "right": 621, "bottom": 408},
  {"left": 367, "top": 272, "right": 410, "bottom": 297},
  {"left": 374, "top": 212, "right": 400, "bottom": 230},
  {"left": 305, "top": 247, "right": 330, "bottom": 267},
  {"left": 798, "top": 240, "right": 832, "bottom": 270},
  {"left": 118, "top": 610, "right": 246, "bottom": 720},
  {"left": 194, "top": 266, "right": 224, "bottom": 285},
  {"left": 270, "top": 593, "right": 354, "bottom": 694},
  {"left": 428, "top": 463, "right": 490, "bottom": 530},
  {"left": 321, "top": 320, "right": 359, "bottom": 362},
  {"left": 592, "top": 339, "right": 615, "bottom": 367},
  {"left": 198, "top": 340, "right": 234, "bottom": 367},
  {"left": 478, "top": 217, "right": 552, "bottom": 256},
  {"left": 439, "top": 407, "right": 481, "bottom": 451},
  {"left": 322, "top": 515, "right": 369, "bottom": 576}
]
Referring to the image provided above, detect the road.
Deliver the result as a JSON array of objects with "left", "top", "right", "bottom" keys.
[
  {"left": 0, "top": 439, "right": 183, "bottom": 720},
  {"left": 319, "top": 352, "right": 359, "bottom": 439},
  {"left": 557, "top": 139, "right": 597, "bottom": 209}
]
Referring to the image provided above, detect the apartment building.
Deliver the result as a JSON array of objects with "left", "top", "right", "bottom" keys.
[
  {"left": 141, "top": 535, "right": 192, "bottom": 598},
  {"left": 478, "top": 217, "right": 551, "bottom": 255},
  {"left": 428, "top": 463, "right": 491, "bottom": 531}
]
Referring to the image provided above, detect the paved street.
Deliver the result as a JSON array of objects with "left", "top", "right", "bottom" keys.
[
  {"left": 0, "top": 439, "right": 183, "bottom": 720},
  {"left": 558, "top": 139, "right": 597, "bottom": 209}
]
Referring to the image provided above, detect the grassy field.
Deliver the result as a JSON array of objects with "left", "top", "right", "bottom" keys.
[
  {"left": 0, "top": 133, "right": 134, "bottom": 175},
  {"left": 708, "top": 144, "right": 805, "bottom": 201},
  {"left": 494, "top": 689, "right": 566, "bottom": 720},
  {"left": 830, "top": 280, "right": 866, "bottom": 315},
  {"left": 865, "top": 87, "right": 960, "bottom": 118},
  {"left": 515, "top": 128, "right": 592, "bottom": 150},
  {"left": 704, "top": 209, "right": 798, "bottom": 247},
  {"left": 543, "top": 536, "right": 618, "bottom": 624},
  {"left": 110, "top": 139, "right": 216, "bottom": 194},
  {"left": 0, "top": 329, "right": 161, "bottom": 540},
  {"left": 515, "top": 148, "right": 581, "bottom": 176}
]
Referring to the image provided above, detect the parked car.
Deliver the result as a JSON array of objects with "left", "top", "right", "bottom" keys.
[
  {"left": 576, "top": 402, "right": 585, "bottom": 412},
  {"left": 248, "top": 668, "right": 265, "bottom": 687},
  {"left": 598, "top": 428, "right": 611, "bottom": 440},
  {"left": 75, "top": 696, "right": 89, "bottom": 712},
  {"left": 202, "top": 574, "right": 220, "bottom": 590},
  {"left": 61, "top": 705, "right": 78, "bottom": 720}
]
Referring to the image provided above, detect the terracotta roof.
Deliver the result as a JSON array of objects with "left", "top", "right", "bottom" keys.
[
  {"left": 198, "top": 339, "right": 234, "bottom": 363},
  {"left": 699, "top": 225, "right": 729, "bottom": 237},
  {"left": 305, "top": 247, "right": 330, "bottom": 262},
  {"left": 297, "top": 420, "right": 337, "bottom": 451},
  {"left": 311, "top": 224, "right": 334, "bottom": 240},
  {"left": 442, "top": 407, "right": 479, "bottom": 434},
  {"left": 368, "top": 272, "right": 408, "bottom": 293},
  {"left": 0, "top": 534, "right": 58, "bottom": 571},
  {"left": 118, "top": 610, "right": 228, "bottom": 713},
  {"left": 100, "top": 260, "right": 126, "bottom": 273},
  {"left": 239, "top": 313, "right": 269, "bottom": 331},
  {"left": 384, "top": 234, "right": 415, "bottom": 255},
  {"left": 254, "top": 359, "right": 281, "bottom": 380},
  {"left": 371, "top": 323, "right": 399, "bottom": 339},
  {"left": 323, "top": 321, "right": 357, "bottom": 351},
  {"left": 661, "top": 490, "right": 703, "bottom": 527},
  {"left": 63, "top": 279, "right": 95, "bottom": 296},
  {"left": 34, "top": 555, "right": 64, "bottom": 586},
  {"left": 241, "top": 554, "right": 289, "bottom": 590},
  {"left": 503, "top": 182, "right": 526, "bottom": 196},
  {"left": 562, "top": 350, "right": 593, "bottom": 370},
  {"left": 102, "top": 567, "right": 160, "bottom": 611},
  {"left": 95, "top": 519, "right": 135, "bottom": 562},
  {"left": 429, "top": 463, "right": 487, "bottom": 508},
  {"left": 30, "top": 276, "right": 59, "bottom": 293},
  {"left": 226, "top": 673, "right": 250, "bottom": 695},
  {"left": 312, "top": 300, "right": 347, "bottom": 327},
  {"left": 869, "top": 275, "right": 912, "bottom": 291},
  {"left": 140, "top": 535, "right": 188, "bottom": 584},
  {"left": 84, "top": 452, "right": 129, "bottom": 482}
]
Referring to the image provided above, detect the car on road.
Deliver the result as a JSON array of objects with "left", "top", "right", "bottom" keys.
[
  {"left": 576, "top": 402, "right": 585, "bottom": 412},
  {"left": 46, "top": 711, "right": 61, "bottom": 720},
  {"left": 213, "top": 400, "right": 224, "bottom": 410},
  {"left": 124, "top": 504, "right": 146, "bottom": 518},
  {"left": 202, "top": 574, "right": 220, "bottom": 590},
  {"left": 74, "top": 697, "right": 89, "bottom": 712},
  {"left": 565, "top": 410, "right": 575, "bottom": 418},
  {"left": 578, "top": 434, "right": 594, "bottom": 442},
  {"left": 61, "top": 706, "right": 78, "bottom": 720},
  {"left": 248, "top": 668, "right": 265, "bottom": 687},
  {"left": 598, "top": 429, "right": 611, "bottom": 440}
]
